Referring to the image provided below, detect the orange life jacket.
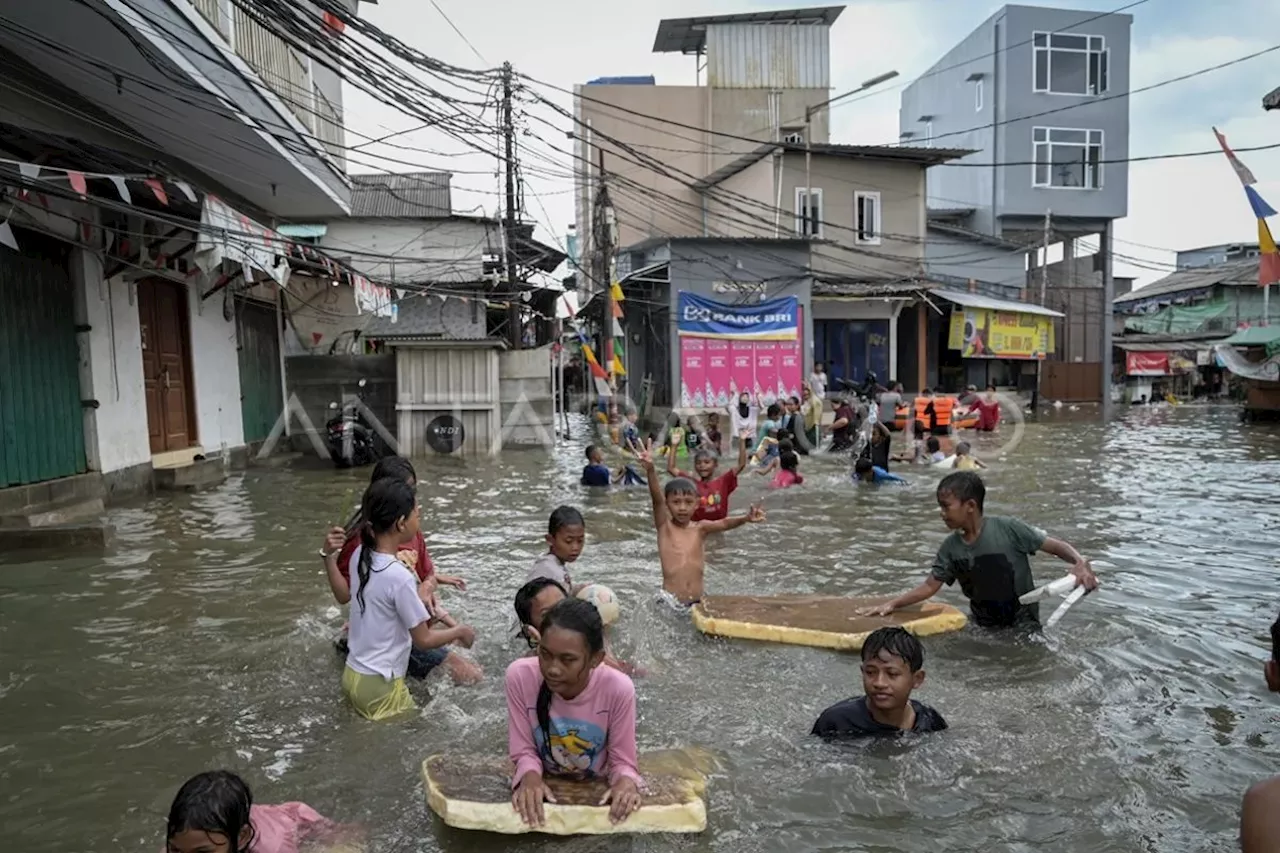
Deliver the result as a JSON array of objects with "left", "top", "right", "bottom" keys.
[
  {"left": 913, "top": 396, "right": 931, "bottom": 425},
  {"left": 932, "top": 395, "right": 955, "bottom": 426}
]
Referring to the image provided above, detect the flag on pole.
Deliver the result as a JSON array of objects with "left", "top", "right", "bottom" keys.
[
  {"left": 611, "top": 355, "right": 626, "bottom": 376},
  {"left": 611, "top": 299, "right": 623, "bottom": 319},
  {"left": 1213, "top": 127, "right": 1280, "bottom": 287},
  {"left": 610, "top": 281, "right": 625, "bottom": 302}
]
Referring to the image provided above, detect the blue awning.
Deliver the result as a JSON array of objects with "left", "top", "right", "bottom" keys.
[{"left": 276, "top": 223, "right": 328, "bottom": 239}]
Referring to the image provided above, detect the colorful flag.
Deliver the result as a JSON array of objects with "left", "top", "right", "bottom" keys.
[
  {"left": 1213, "top": 127, "right": 1279, "bottom": 287},
  {"left": 1213, "top": 128, "right": 1258, "bottom": 185},
  {"left": 611, "top": 299, "right": 623, "bottom": 319},
  {"left": 611, "top": 355, "right": 626, "bottom": 376},
  {"left": 1260, "top": 219, "right": 1280, "bottom": 286},
  {"left": 610, "top": 281, "right": 625, "bottom": 302}
]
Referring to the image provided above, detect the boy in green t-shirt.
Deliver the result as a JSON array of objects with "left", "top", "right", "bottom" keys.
[{"left": 864, "top": 471, "right": 1098, "bottom": 628}]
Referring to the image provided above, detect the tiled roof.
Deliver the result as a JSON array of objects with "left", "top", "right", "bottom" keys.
[{"left": 349, "top": 172, "right": 452, "bottom": 218}]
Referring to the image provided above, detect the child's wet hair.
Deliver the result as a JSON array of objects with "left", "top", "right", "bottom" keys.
[
  {"left": 694, "top": 448, "right": 717, "bottom": 462},
  {"left": 535, "top": 599, "right": 605, "bottom": 747},
  {"left": 514, "top": 577, "right": 568, "bottom": 646},
  {"left": 926, "top": 436, "right": 941, "bottom": 453},
  {"left": 584, "top": 445, "right": 600, "bottom": 460},
  {"left": 664, "top": 476, "right": 698, "bottom": 498},
  {"left": 355, "top": 477, "right": 417, "bottom": 615},
  {"left": 955, "top": 441, "right": 971, "bottom": 455},
  {"left": 780, "top": 450, "right": 799, "bottom": 472},
  {"left": 861, "top": 626, "right": 924, "bottom": 671},
  {"left": 766, "top": 403, "right": 782, "bottom": 419},
  {"left": 548, "top": 505, "right": 585, "bottom": 535},
  {"left": 166, "top": 770, "right": 256, "bottom": 852},
  {"left": 937, "top": 470, "right": 985, "bottom": 511},
  {"left": 778, "top": 439, "right": 794, "bottom": 454},
  {"left": 371, "top": 455, "right": 416, "bottom": 485},
  {"left": 854, "top": 457, "right": 872, "bottom": 475}
]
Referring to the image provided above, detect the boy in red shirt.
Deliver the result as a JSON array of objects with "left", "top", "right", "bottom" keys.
[{"left": 666, "top": 428, "right": 749, "bottom": 521}]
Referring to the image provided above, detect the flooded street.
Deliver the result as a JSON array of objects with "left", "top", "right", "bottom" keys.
[{"left": 2, "top": 406, "right": 1278, "bottom": 853}]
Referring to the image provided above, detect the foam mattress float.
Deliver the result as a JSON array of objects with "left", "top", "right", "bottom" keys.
[
  {"left": 691, "top": 594, "right": 967, "bottom": 651},
  {"left": 422, "top": 752, "right": 707, "bottom": 835}
]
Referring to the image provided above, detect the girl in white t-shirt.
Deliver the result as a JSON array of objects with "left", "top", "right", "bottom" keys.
[{"left": 331, "top": 477, "right": 476, "bottom": 721}]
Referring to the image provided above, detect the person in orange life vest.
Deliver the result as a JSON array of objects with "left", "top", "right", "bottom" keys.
[
  {"left": 666, "top": 426, "right": 750, "bottom": 522},
  {"left": 920, "top": 390, "right": 954, "bottom": 436}
]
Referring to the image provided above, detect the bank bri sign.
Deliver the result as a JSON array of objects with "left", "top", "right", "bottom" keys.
[{"left": 676, "top": 291, "right": 798, "bottom": 340}]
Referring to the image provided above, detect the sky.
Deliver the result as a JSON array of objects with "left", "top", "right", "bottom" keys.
[{"left": 339, "top": 0, "right": 1280, "bottom": 290}]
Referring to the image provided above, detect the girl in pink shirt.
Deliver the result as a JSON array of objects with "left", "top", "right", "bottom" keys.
[
  {"left": 163, "top": 771, "right": 350, "bottom": 853},
  {"left": 505, "top": 598, "right": 643, "bottom": 827}
]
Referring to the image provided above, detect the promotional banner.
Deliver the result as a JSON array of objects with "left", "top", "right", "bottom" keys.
[
  {"left": 948, "top": 308, "right": 1054, "bottom": 359},
  {"left": 677, "top": 291, "right": 799, "bottom": 340},
  {"left": 680, "top": 338, "right": 802, "bottom": 407},
  {"left": 705, "top": 338, "right": 731, "bottom": 406},
  {"left": 1125, "top": 351, "right": 1170, "bottom": 376},
  {"left": 754, "top": 341, "right": 779, "bottom": 402},
  {"left": 679, "top": 337, "right": 707, "bottom": 407}
]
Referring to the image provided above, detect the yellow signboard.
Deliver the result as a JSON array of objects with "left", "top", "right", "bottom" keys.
[{"left": 948, "top": 308, "right": 1054, "bottom": 360}]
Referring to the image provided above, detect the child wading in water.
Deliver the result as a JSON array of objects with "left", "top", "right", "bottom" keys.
[
  {"left": 528, "top": 506, "right": 585, "bottom": 593},
  {"left": 953, "top": 441, "right": 988, "bottom": 471},
  {"left": 757, "top": 441, "right": 803, "bottom": 488},
  {"left": 322, "top": 457, "right": 477, "bottom": 685},
  {"left": 666, "top": 430, "right": 749, "bottom": 521},
  {"left": 638, "top": 448, "right": 765, "bottom": 606},
  {"left": 164, "top": 770, "right": 350, "bottom": 853},
  {"left": 864, "top": 471, "right": 1098, "bottom": 629},
  {"left": 333, "top": 478, "right": 476, "bottom": 720},
  {"left": 812, "top": 627, "right": 947, "bottom": 739},
  {"left": 581, "top": 445, "right": 645, "bottom": 487},
  {"left": 513, "top": 578, "right": 639, "bottom": 675},
  {"left": 506, "top": 599, "right": 644, "bottom": 827}
]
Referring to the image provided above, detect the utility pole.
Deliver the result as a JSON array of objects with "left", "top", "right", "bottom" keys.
[
  {"left": 1033, "top": 208, "right": 1051, "bottom": 411},
  {"left": 501, "top": 61, "right": 521, "bottom": 350},
  {"left": 593, "top": 149, "right": 616, "bottom": 395}
]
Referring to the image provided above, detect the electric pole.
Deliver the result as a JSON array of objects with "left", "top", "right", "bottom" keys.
[
  {"left": 593, "top": 149, "right": 616, "bottom": 393},
  {"left": 501, "top": 61, "right": 521, "bottom": 349},
  {"left": 1033, "top": 208, "right": 1051, "bottom": 411}
]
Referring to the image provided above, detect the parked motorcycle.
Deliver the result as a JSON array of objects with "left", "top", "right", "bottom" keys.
[{"left": 325, "top": 379, "right": 387, "bottom": 468}]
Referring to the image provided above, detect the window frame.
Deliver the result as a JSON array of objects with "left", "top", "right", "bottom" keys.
[
  {"left": 923, "top": 121, "right": 933, "bottom": 147},
  {"left": 1032, "top": 126, "right": 1105, "bottom": 190},
  {"left": 854, "top": 190, "right": 882, "bottom": 245},
  {"left": 794, "top": 187, "right": 824, "bottom": 238},
  {"left": 975, "top": 78, "right": 984, "bottom": 112},
  {"left": 1032, "top": 31, "right": 1109, "bottom": 96}
]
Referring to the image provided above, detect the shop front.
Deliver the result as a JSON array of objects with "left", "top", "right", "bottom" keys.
[
  {"left": 1117, "top": 347, "right": 1200, "bottom": 402},
  {"left": 938, "top": 291, "right": 1061, "bottom": 393},
  {"left": 676, "top": 291, "right": 802, "bottom": 408}
]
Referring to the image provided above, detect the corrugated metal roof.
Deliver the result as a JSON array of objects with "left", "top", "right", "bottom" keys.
[
  {"left": 706, "top": 22, "right": 830, "bottom": 89},
  {"left": 696, "top": 143, "right": 973, "bottom": 190},
  {"left": 932, "top": 289, "right": 1064, "bottom": 318},
  {"left": 349, "top": 172, "right": 452, "bottom": 218},
  {"left": 1112, "top": 258, "right": 1258, "bottom": 305},
  {"left": 653, "top": 6, "right": 844, "bottom": 54},
  {"left": 1265, "top": 85, "right": 1280, "bottom": 110}
]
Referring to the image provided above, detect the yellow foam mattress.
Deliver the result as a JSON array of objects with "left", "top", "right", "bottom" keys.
[
  {"left": 422, "top": 750, "right": 708, "bottom": 835},
  {"left": 691, "top": 594, "right": 967, "bottom": 650}
]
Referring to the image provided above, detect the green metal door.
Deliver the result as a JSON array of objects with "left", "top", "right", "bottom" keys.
[
  {"left": 237, "top": 297, "right": 283, "bottom": 444},
  {"left": 0, "top": 235, "right": 87, "bottom": 487}
]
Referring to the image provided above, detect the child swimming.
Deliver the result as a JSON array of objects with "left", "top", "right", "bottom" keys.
[
  {"left": 164, "top": 770, "right": 349, "bottom": 853},
  {"left": 862, "top": 471, "right": 1098, "bottom": 629},
  {"left": 321, "top": 456, "right": 478, "bottom": 685},
  {"left": 528, "top": 506, "right": 585, "bottom": 592},
  {"left": 854, "top": 457, "right": 906, "bottom": 485},
  {"left": 953, "top": 441, "right": 988, "bottom": 471},
  {"left": 506, "top": 598, "right": 644, "bottom": 827},
  {"left": 926, "top": 436, "right": 947, "bottom": 464},
  {"left": 638, "top": 448, "right": 766, "bottom": 605},
  {"left": 771, "top": 448, "right": 803, "bottom": 488},
  {"left": 581, "top": 445, "right": 646, "bottom": 487},
  {"left": 337, "top": 478, "right": 476, "bottom": 720},
  {"left": 667, "top": 434, "right": 750, "bottom": 521},
  {"left": 811, "top": 627, "right": 947, "bottom": 739}
]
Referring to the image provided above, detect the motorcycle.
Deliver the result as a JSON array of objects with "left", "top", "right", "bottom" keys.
[{"left": 325, "top": 378, "right": 387, "bottom": 468}]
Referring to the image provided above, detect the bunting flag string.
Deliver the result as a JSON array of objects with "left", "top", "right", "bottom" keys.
[{"left": 1213, "top": 127, "right": 1280, "bottom": 287}]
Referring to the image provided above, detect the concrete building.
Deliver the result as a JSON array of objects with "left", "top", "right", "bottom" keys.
[
  {"left": 900, "top": 4, "right": 1133, "bottom": 401},
  {"left": 1176, "top": 242, "right": 1262, "bottom": 270},
  {"left": 0, "top": 1, "right": 369, "bottom": 531}
]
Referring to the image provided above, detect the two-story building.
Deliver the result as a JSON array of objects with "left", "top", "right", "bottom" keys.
[
  {"left": 901, "top": 4, "right": 1133, "bottom": 402},
  {"left": 0, "top": 1, "right": 368, "bottom": 525}
]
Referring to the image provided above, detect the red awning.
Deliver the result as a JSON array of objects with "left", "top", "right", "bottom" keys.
[{"left": 1126, "top": 351, "right": 1169, "bottom": 376}]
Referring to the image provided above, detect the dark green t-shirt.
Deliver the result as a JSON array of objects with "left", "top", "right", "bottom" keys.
[{"left": 930, "top": 516, "right": 1047, "bottom": 628}]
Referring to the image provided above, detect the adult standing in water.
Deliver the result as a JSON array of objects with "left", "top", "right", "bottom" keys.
[
  {"left": 322, "top": 456, "right": 481, "bottom": 685},
  {"left": 878, "top": 381, "right": 904, "bottom": 430}
]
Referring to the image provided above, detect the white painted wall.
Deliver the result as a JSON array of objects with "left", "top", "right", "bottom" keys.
[
  {"left": 322, "top": 218, "right": 497, "bottom": 285},
  {"left": 73, "top": 256, "right": 151, "bottom": 475},
  {"left": 187, "top": 284, "right": 245, "bottom": 453}
]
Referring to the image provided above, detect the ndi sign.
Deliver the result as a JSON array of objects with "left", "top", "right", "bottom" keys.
[{"left": 676, "top": 291, "right": 798, "bottom": 340}]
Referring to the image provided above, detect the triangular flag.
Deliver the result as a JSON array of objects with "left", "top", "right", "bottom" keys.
[
  {"left": 1213, "top": 128, "right": 1257, "bottom": 186},
  {"left": 1259, "top": 219, "right": 1280, "bottom": 287},
  {"left": 1245, "top": 185, "right": 1277, "bottom": 220},
  {"left": 612, "top": 318, "right": 624, "bottom": 337},
  {"left": 0, "top": 221, "right": 17, "bottom": 251},
  {"left": 144, "top": 179, "right": 168, "bottom": 206},
  {"left": 174, "top": 181, "right": 197, "bottom": 203},
  {"left": 312, "top": 332, "right": 323, "bottom": 346},
  {"left": 610, "top": 282, "right": 625, "bottom": 302},
  {"left": 17, "top": 163, "right": 39, "bottom": 180},
  {"left": 610, "top": 299, "right": 623, "bottom": 319},
  {"left": 610, "top": 355, "right": 626, "bottom": 376},
  {"left": 67, "top": 171, "right": 87, "bottom": 197},
  {"left": 108, "top": 176, "right": 131, "bottom": 204}
]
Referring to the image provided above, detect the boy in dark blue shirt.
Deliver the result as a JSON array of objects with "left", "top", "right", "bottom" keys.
[
  {"left": 854, "top": 457, "right": 907, "bottom": 485},
  {"left": 581, "top": 445, "right": 645, "bottom": 487},
  {"left": 812, "top": 627, "right": 947, "bottom": 739}
]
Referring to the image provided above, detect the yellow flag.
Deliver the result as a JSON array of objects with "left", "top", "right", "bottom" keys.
[
  {"left": 610, "top": 355, "right": 626, "bottom": 376},
  {"left": 610, "top": 282, "right": 625, "bottom": 302}
]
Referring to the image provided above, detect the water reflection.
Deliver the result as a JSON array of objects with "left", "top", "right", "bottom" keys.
[{"left": 0, "top": 408, "right": 1277, "bottom": 852}]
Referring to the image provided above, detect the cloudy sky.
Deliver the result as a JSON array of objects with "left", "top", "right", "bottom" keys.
[{"left": 339, "top": 0, "right": 1280, "bottom": 288}]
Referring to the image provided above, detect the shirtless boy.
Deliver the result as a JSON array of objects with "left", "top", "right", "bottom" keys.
[{"left": 638, "top": 449, "right": 765, "bottom": 605}]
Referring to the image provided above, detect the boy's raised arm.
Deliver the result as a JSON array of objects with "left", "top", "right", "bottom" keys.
[
  {"left": 700, "top": 502, "right": 765, "bottom": 534},
  {"left": 638, "top": 450, "right": 668, "bottom": 528}
]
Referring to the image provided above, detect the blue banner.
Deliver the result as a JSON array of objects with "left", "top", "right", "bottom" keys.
[{"left": 676, "top": 291, "right": 799, "bottom": 340}]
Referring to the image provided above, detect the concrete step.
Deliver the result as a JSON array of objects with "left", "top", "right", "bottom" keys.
[
  {"left": 0, "top": 521, "right": 113, "bottom": 553},
  {"left": 0, "top": 497, "right": 105, "bottom": 529},
  {"left": 0, "top": 472, "right": 105, "bottom": 517},
  {"left": 249, "top": 451, "right": 304, "bottom": 469},
  {"left": 154, "top": 457, "right": 228, "bottom": 491}
]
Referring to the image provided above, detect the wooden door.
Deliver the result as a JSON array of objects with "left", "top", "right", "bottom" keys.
[{"left": 138, "top": 279, "right": 195, "bottom": 454}]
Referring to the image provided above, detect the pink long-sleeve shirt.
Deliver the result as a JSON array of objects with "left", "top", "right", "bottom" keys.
[
  {"left": 163, "top": 803, "right": 338, "bottom": 853},
  {"left": 505, "top": 656, "right": 642, "bottom": 788}
]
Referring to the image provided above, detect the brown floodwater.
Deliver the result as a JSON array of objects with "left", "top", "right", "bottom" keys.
[{"left": 1, "top": 405, "right": 1278, "bottom": 852}]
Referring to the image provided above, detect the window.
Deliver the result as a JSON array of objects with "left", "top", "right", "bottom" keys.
[
  {"left": 1033, "top": 32, "right": 1109, "bottom": 95},
  {"left": 782, "top": 128, "right": 805, "bottom": 144},
  {"left": 923, "top": 121, "right": 933, "bottom": 146},
  {"left": 795, "top": 187, "right": 823, "bottom": 238},
  {"left": 854, "top": 191, "right": 881, "bottom": 245},
  {"left": 1033, "top": 127, "right": 1104, "bottom": 189},
  {"left": 975, "top": 78, "right": 984, "bottom": 112}
]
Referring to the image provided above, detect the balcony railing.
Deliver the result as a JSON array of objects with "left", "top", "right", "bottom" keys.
[
  {"left": 314, "top": 84, "right": 347, "bottom": 170},
  {"left": 191, "top": 0, "right": 227, "bottom": 36},
  {"left": 232, "top": 4, "right": 313, "bottom": 132}
]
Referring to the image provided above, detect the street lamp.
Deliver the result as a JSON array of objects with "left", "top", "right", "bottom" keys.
[{"left": 802, "top": 70, "right": 901, "bottom": 231}]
